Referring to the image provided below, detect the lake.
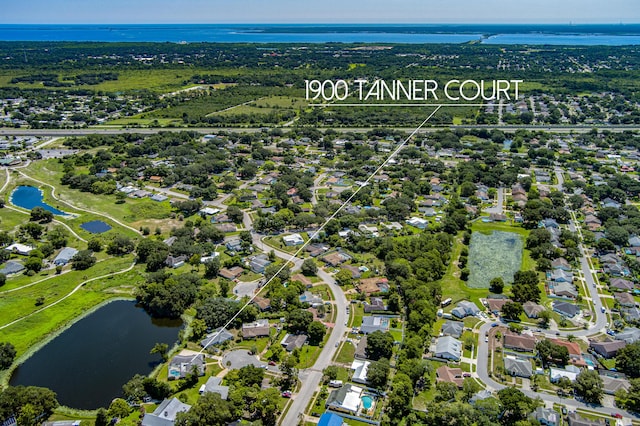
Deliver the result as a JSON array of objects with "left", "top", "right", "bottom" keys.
[
  {"left": 9, "top": 300, "right": 182, "bottom": 409},
  {"left": 10, "top": 185, "right": 67, "bottom": 215}
]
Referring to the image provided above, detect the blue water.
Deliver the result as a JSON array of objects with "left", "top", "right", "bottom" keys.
[
  {"left": 11, "top": 185, "right": 67, "bottom": 215},
  {"left": 80, "top": 220, "right": 112, "bottom": 234},
  {"left": 0, "top": 24, "right": 639, "bottom": 45},
  {"left": 362, "top": 395, "right": 373, "bottom": 409}
]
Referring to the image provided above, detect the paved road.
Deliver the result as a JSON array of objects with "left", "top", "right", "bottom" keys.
[{"left": 1, "top": 125, "right": 640, "bottom": 137}]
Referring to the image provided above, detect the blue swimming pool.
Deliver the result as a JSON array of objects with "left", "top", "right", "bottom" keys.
[
  {"left": 361, "top": 395, "right": 373, "bottom": 410},
  {"left": 11, "top": 185, "right": 67, "bottom": 215},
  {"left": 80, "top": 220, "right": 112, "bottom": 234}
]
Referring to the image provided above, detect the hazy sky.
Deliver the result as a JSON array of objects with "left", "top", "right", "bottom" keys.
[{"left": 2, "top": 0, "right": 639, "bottom": 24}]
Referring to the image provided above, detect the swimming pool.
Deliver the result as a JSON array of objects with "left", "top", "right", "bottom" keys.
[{"left": 361, "top": 395, "right": 373, "bottom": 410}]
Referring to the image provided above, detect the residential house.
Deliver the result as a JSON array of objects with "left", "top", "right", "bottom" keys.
[
  {"left": 363, "top": 297, "right": 386, "bottom": 313},
  {"left": 198, "top": 376, "right": 229, "bottom": 400},
  {"left": 551, "top": 269, "right": 573, "bottom": 283},
  {"left": 242, "top": 319, "right": 270, "bottom": 339},
  {"left": 532, "top": 407, "right": 559, "bottom": 426},
  {"left": 553, "top": 282, "right": 578, "bottom": 299},
  {"left": 504, "top": 357, "right": 533, "bottom": 378},
  {"left": 252, "top": 296, "right": 272, "bottom": 312},
  {"left": 4, "top": 243, "right": 34, "bottom": 256},
  {"left": 357, "top": 277, "right": 389, "bottom": 295},
  {"left": 441, "top": 320, "right": 464, "bottom": 338},
  {"left": 609, "top": 278, "right": 634, "bottom": 291},
  {"left": 141, "top": 398, "right": 191, "bottom": 426},
  {"left": 281, "top": 334, "right": 307, "bottom": 351},
  {"left": 567, "top": 412, "right": 605, "bottom": 426},
  {"left": 218, "top": 266, "right": 244, "bottom": 280},
  {"left": 451, "top": 300, "right": 480, "bottom": 319},
  {"left": 600, "top": 374, "right": 631, "bottom": 395},
  {"left": 622, "top": 306, "right": 640, "bottom": 322},
  {"left": 291, "top": 273, "right": 313, "bottom": 287},
  {"left": 553, "top": 301, "right": 579, "bottom": 318},
  {"left": 469, "top": 390, "right": 493, "bottom": 405},
  {"left": 489, "top": 213, "right": 507, "bottom": 222},
  {"left": 342, "top": 265, "right": 363, "bottom": 279},
  {"left": 326, "top": 384, "right": 364, "bottom": 415},
  {"left": 549, "top": 365, "right": 581, "bottom": 383},
  {"left": 486, "top": 298, "right": 511, "bottom": 315},
  {"left": 350, "top": 360, "right": 370, "bottom": 384},
  {"left": 283, "top": 233, "right": 304, "bottom": 246},
  {"left": 53, "top": 247, "right": 79, "bottom": 266},
  {"left": 614, "top": 292, "right": 636, "bottom": 307},
  {"left": 503, "top": 332, "right": 536, "bottom": 352},
  {"left": 168, "top": 354, "right": 205, "bottom": 380},
  {"left": 355, "top": 336, "right": 368, "bottom": 359},
  {"left": 523, "top": 301, "right": 545, "bottom": 318},
  {"left": 225, "top": 239, "right": 243, "bottom": 252},
  {"left": 200, "top": 327, "right": 233, "bottom": 348},
  {"left": 539, "top": 218, "right": 560, "bottom": 229},
  {"left": 434, "top": 336, "right": 462, "bottom": 361},
  {"left": 318, "top": 412, "right": 345, "bottom": 426},
  {"left": 165, "top": 255, "right": 187, "bottom": 269},
  {"left": 589, "top": 340, "right": 626, "bottom": 358},
  {"left": 322, "top": 251, "right": 351, "bottom": 267},
  {"left": 360, "top": 316, "right": 390, "bottom": 334},
  {"left": 0, "top": 261, "right": 24, "bottom": 276},
  {"left": 406, "top": 217, "right": 429, "bottom": 229},
  {"left": 435, "top": 365, "right": 464, "bottom": 388},
  {"left": 249, "top": 255, "right": 271, "bottom": 274},
  {"left": 300, "top": 291, "right": 324, "bottom": 307},
  {"left": 215, "top": 223, "right": 237, "bottom": 233},
  {"left": 550, "top": 338, "right": 586, "bottom": 367},
  {"left": 616, "top": 327, "right": 640, "bottom": 344}
]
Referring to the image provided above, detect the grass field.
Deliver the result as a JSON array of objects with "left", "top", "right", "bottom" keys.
[{"left": 467, "top": 230, "right": 523, "bottom": 288}]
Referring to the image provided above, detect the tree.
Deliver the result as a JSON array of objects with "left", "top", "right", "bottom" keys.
[
  {"left": 0, "top": 386, "right": 58, "bottom": 423},
  {"left": 301, "top": 258, "right": 318, "bottom": 276},
  {"left": 19, "top": 222, "right": 44, "bottom": 240},
  {"left": 501, "top": 301, "right": 523, "bottom": 321},
  {"left": 150, "top": 342, "right": 169, "bottom": 361},
  {"left": 265, "top": 263, "right": 290, "bottom": 282},
  {"left": 251, "top": 388, "right": 280, "bottom": 426},
  {"left": 287, "top": 309, "right": 313, "bottom": 334},
  {"left": 334, "top": 268, "right": 352, "bottom": 286},
  {"left": 323, "top": 365, "right": 339, "bottom": 382},
  {"left": 511, "top": 270, "right": 541, "bottom": 303},
  {"left": 47, "top": 227, "right": 69, "bottom": 249},
  {"left": 615, "top": 378, "right": 640, "bottom": 413},
  {"left": 489, "top": 277, "right": 504, "bottom": 294},
  {"left": 108, "top": 398, "right": 131, "bottom": 419},
  {"left": 0, "top": 342, "right": 16, "bottom": 370},
  {"left": 175, "top": 392, "right": 234, "bottom": 426},
  {"left": 197, "top": 297, "right": 241, "bottom": 329},
  {"left": 226, "top": 206, "right": 244, "bottom": 224},
  {"left": 30, "top": 207, "right": 53, "bottom": 223},
  {"left": 71, "top": 250, "right": 96, "bottom": 270},
  {"left": 365, "top": 331, "right": 394, "bottom": 361},
  {"left": 307, "top": 321, "right": 326, "bottom": 345},
  {"left": 107, "top": 235, "right": 135, "bottom": 255},
  {"left": 573, "top": 370, "right": 604, "bottom": 404},
  {"left": 279, "top": 354, "right": 298, "bottom": 391},
  {"left": 536, "top": 339, "right": 569, "bottom": 367},
  {"left": 367, "top": 358, "right": 390, "bottom": 390},
  {"left": 24, "top": 256, "right": 43, "bottom": 273},
  {"left": 434, "top": 381, "right": 458, "bottom": 402},
  {"left": 462, "top": 377, "right": 481, "bottom": 402},
  {"left": 0, "top": 273, "right": 5, "bottom": 287},
  {"left": 95, "top": 408, "right": 110, "bottom": 426},
  {"left": 87, "top": 238, "right": 102, "bottom": 252},
  {"left": 538, "top": 309, "right": 551, "bottom": 328},
  {"left": 203, "top": 257, "right": 221, "bottom": 278},
  {"left": 616, "top": 342, "right": 640, "bottom": 378},
  {"left": 497, "top": 387, "right": 538, "bottom": 424}
]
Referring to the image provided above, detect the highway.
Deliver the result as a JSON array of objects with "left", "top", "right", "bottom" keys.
[{"left": 1, "top": 124, "right": 640, "bottom": 137}]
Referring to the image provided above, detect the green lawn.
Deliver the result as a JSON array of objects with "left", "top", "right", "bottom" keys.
[{"left": 335, "top": 341, "right": 356, "bottom": 364}]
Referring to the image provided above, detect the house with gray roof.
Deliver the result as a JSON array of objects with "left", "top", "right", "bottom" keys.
[
  {"left": 623, "top": 306, "right": 640, "bottom": 322},
  {"left": 551, "top": 269, "right": 573, "bottom": 283},
  {"left": 590, "top": 340, "right": 626, "bottom": 358},
  {"left": 609, "top": 278, "right": 634, "bottom": 291},
  {"left": 600, "top": 374, "right": 631, "bottom": 395},
  {"left": 53, "top": 247, "right": 79, "bottom": 266},
  {"left": 451, "top": 300, "right": 480, "bottom": 318},
  {"left": 504, "top": 357, "right": 533, "bottom": 378},
  {"left": 532, "top": 407, "right": 559, "bottom": 426},
  {"left": 553, "top": 301, "right": 579, "bottom": 318},
  {"left": 0, "top": 261, "right": 24, "bottom": 275},
  {"left": 141, "top": 397, "right": 191, "bottom": 426},
  {"left": 249, "top": 254, "right": 271, "bottom": 274},
  {"left": 614, "top": 292, "right": 636, "bottom": 307},
  {"left": 567, "top": 412, "right": 605, "bottom": 426},
  {"left": 523, "top": 301, "right": 545, "bottom": 318},
  {"left": 553, "top": 282, "right": 578, "bottom": 298},
  {"left": 441, "top": 320, "right": 464, "bottom": 338},
  {"left": 434, "top": 336, "right": 462, "bottom": 361},
  {"left": 281, "top": 334, "right": 307, "bottom": 351},
  {"left": 469, "top": 390, "right": 493, "bottom": 405},
  {"left": 616, "top": 327, "right": 640, "bottom": 344},
  {"left": 168, "top": 354, "right": 205, "bottom": 380},
  {"left": 242, "top": 319, "right": 270, "bottom": 339},
  {"left": 200, "top": 327, "right": 233, "bottom": 348},
  {"left": 360, "top": 316, "right": 390, "bottom": 334},
  {"left": 198, "top": 376, "right": 229, "bottom": 400}
]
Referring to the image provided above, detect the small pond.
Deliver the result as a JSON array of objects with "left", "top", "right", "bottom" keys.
[
  {"left": 80, "top": 220, "right": 112, "bottom": 234},
  {"left": 10, "top": 300, "right": 182, "bottom": 409},
  {"left": 11, "top": 185, "right": 67, "bottom": 215}
]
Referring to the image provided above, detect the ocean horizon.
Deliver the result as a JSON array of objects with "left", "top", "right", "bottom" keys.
[{"left": 0, "top": 23, "right": 639, "bottom": 45}]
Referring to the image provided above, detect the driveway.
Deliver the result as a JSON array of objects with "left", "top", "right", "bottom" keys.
[{"left": 222, "top": 349, "right": 266, "bottom": 370}]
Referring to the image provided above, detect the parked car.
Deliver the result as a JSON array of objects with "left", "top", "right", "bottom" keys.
[
  {"left": 268, "top": 361, "right": 276, "bottom": 366},
  {"left": 282, "top": 391, "right": 292, "bottom": 398}
]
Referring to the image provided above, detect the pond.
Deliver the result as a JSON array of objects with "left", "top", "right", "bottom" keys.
[
  {"left": 10, "top": 300, "right": 182, "bottom": 409},
  {"left": 80, "top": 220, "right": 112, "bottom": 234},
  {"left": 10, "top": 185, "right": 67, "bottom": 215}
]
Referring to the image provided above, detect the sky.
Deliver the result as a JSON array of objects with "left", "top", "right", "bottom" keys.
[{"left": 2, "top": 0, "right": 640, "bottom": 24}]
